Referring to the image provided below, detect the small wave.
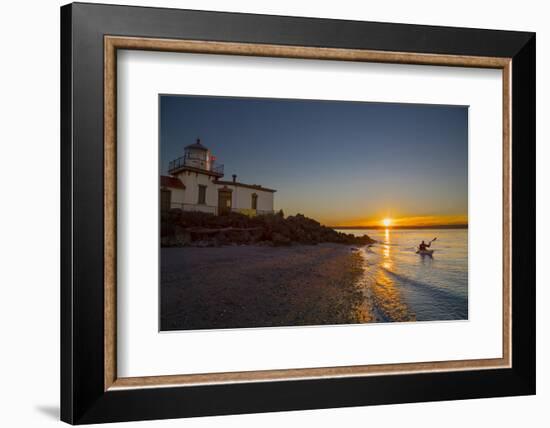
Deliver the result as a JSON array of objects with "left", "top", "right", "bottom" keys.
[{"left": 380, "top": 267, "right": 467, "bottom": 309}]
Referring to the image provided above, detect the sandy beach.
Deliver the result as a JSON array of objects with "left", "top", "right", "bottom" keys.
[{"left": 160, "top": 244, "right": 371, "bottom": 331}]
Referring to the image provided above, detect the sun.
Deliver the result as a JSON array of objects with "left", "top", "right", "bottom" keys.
[{"left": 382, "top": 218, "right": 392, "bottom": 227}]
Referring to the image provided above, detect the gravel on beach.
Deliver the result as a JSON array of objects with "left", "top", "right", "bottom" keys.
[{"left": 160, "top": 243, "right": 370, "bottom": 331}]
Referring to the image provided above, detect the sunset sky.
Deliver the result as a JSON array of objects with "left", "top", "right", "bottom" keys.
[{"left": 160, "top": 95, "right": 468, "bottom": 227}]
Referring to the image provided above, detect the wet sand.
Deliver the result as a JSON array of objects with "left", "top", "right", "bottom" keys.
[{"left": 160, "top": 244, "right": 369, "bottom": 331}]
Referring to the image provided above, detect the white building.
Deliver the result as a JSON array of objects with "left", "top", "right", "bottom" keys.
[{"left": 161, "top": 139, "right": 276, "bottom": 216}]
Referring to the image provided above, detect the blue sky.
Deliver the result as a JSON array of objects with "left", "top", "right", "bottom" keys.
[{"left": 160, "top": 95, "right": 468, "bottom": 226}]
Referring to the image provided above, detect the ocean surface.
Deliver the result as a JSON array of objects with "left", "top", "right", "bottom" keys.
[{"left": 337, "top": 228, "right": 468, "bottom": 322}]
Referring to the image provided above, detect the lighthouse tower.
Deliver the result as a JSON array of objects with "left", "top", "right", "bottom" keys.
[
  {"left": 184, "top": 138, "right": 211, "bottom": 171},
  {"left": 168, "top": 138, "right": 224, "bottom": 177}
]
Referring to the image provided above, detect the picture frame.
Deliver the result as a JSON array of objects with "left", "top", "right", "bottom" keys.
[{"left": 61, "top": 2, "right": 535, "bottom": 424}]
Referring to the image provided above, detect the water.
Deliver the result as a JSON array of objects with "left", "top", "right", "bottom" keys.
[{"left": 337, "top": 228, "right": 468, "bottom": 322}]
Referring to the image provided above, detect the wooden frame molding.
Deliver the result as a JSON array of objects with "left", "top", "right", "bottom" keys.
[{"left": 104, "top": 35, "right": 512, "bottom": 391}]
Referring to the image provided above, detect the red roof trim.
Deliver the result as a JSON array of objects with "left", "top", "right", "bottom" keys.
[{"left": 161, "top": 176, "right": 185, "bottom": 189}]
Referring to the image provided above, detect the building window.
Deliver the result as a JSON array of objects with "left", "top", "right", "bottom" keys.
[
  {"left": 198, "top": 185, "right": 207, "bottom": 205},
  {"left": 251, "top": 193, "right": 258, "bottom": 210}
]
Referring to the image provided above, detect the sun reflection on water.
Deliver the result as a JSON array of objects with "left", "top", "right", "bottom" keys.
[
  {"left": 382, "top": 228, "right": 391, "bottom": 268},
  {"left": 365, "top": 227, "right": 415, "bottom": 322}
]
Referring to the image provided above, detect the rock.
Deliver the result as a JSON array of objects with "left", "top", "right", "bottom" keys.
[
  {"left": 272, "top": 232, "right": 291, "bottom": 246},
  {"left": 174, "top": 231, "right": 191, "bottom": 246},
  {"left": 161, "top": 236, "right": 174, "bottom": 247}
]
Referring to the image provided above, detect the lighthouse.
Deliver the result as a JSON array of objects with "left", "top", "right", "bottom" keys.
[
  {"left": 163, "top": 138, "right": 275, "bottom": 215},
  {"left": 183, "top": 138, "right": 211, "bottom": 171}
]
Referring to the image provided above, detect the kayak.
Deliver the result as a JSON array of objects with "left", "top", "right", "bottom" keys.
[{"left": 416, "top": 249, "right": 434, "bottom": 256}]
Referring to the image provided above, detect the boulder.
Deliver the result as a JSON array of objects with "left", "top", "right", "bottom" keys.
[
  {"left": 174, "top": 231, "right": 191, "bottom": 246},
  {"left": 272, "top": 232, "right": 291, "bottom": 246}
]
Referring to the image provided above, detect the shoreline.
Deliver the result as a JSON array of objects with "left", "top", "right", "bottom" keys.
[
  {"left": 160, "top": 230, "right": 468, "bottom": 330},
  {"left": 161, "top": 243, "right": 369, "bottom": 331}
]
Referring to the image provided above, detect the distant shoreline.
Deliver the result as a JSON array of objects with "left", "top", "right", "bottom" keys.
[{"left": 331, "top": 224, "right": 468, "bottom": 230}]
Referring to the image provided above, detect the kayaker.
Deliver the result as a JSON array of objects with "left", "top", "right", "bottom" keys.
[{"left": 418, "top": 240, "right": 431, "bottom": 251}]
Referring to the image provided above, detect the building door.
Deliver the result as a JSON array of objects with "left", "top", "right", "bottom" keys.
[
  {"left": 160, "top": 189, "right": 171, "bottom": 213},
  {"left": 218, "top": 190, "right": 232, "bottom": 215}
]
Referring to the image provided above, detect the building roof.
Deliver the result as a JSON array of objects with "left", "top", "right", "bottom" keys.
[
  {"left": 185, "top": 138, "right": 209, "bottom": 151},
  {"left": 214, "top": 180, "right": 276, "bottom": 193},
  {"left": 161, "top": 175, "right": 185, "bottom": 189}
]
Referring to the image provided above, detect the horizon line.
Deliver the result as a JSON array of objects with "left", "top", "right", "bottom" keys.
[{"left": 329, "top": 224, "right": 469, "bottom": 230}]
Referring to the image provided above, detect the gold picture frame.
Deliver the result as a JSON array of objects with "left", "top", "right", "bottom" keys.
[{"left": 103, "top": 36, "right": 512, "bottom": 391}]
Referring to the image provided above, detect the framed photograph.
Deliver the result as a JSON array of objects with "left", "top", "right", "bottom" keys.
[{"left": 61, "top": 2, "right": 535, "bottom": 424}]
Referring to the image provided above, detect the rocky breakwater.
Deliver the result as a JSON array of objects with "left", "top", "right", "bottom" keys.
[{"left": 161, "top": 210, "right": 376, "bottom": 247}]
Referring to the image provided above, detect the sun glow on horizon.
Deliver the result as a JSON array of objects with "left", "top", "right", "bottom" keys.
[{"left": 328, "top": 214, "right": 469, "bottom": 228}]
